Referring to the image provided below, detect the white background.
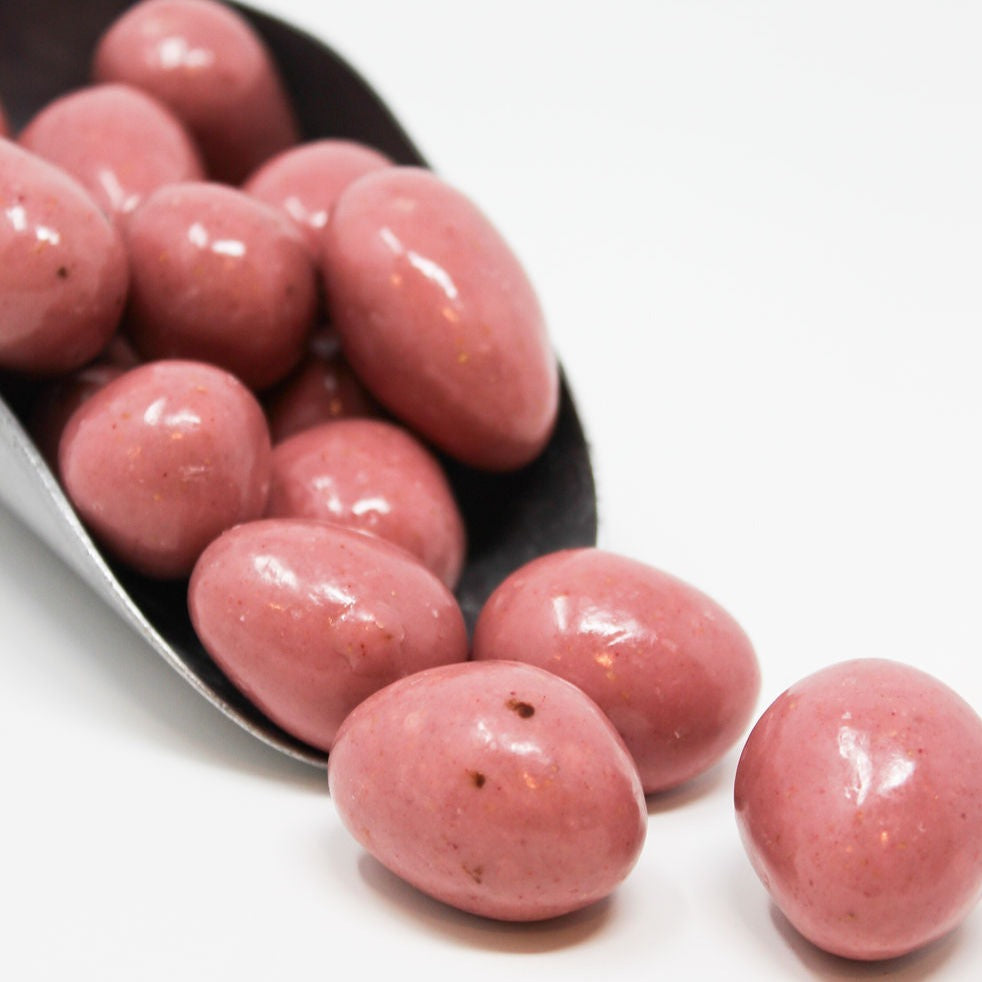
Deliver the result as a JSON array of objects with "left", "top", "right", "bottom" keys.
[{"left": 2, "top": 1, "right": 982, "bottom": 978}]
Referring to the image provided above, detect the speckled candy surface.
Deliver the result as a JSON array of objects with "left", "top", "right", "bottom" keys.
[
  {"left": 266, "top": 418, "right": 466, "bottom": 588},
  {"left": 58, "top": 359, "right": 271, "bottom": 578},
  {"left": 734, "top": 658, "right": 982, "bottom": 960},
  {"left": 472, "top": 548, "right": 761, "bottom": 793},
  {"left": 18, "top": 83, "right": 204, "bottom": 219},
  {"left": 322, "top": 166, "right": 559, "bottom": 471},
  {"left": 328, "top": 659, "right": 647, "bottom": 921},
  {"left": 123, "top": 181, "right": 317, "bottom": 390},
  {"left": 0, "top": 139, "right": 129, "bottom": 376},
  {"left": 92, "top": 0, "right": 299, "bottom": 183},
  {"left": 188, "top": 518, "right": 468, "bottom": 751}
]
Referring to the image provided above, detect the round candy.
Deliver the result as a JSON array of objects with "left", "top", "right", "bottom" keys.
[
  {"left": 0, "top": 140, "right": 129, "bottom": 376},
  {"left": 59, "top": 359, "right": 271, "bottom": 578},
  {"left": 734, "top": 658, "right": 982, "bottom": 960},
  {"left": 188, "top": 518, "right": 468, "bottom": 751},
  {"left": 472, "top": 547, "right": 761, "bottom": 793},
  {"left": 123, "top": 181, "right": 317, "bottom": 390},
  {"left": 92, "top": 0, "right": 298, "bottom": 183},
  {"left": 322, "top": 166, "right": 559, "bottom": 471},
  {"left": 18, "top": 83, "right": 204, "bottom": 219},
  {"left": 266, "top": 418, "right": 466, "bottom": 588},
  {"left": 328, "top": 659, "right": 647, "bottom": 920},
  {"left": 243, "top": 139, "right": 392, "bottom": 258}
]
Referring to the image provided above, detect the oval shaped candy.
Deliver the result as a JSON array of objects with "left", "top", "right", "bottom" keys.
[
  {"left": 322, "top": 167, "right": 559, "bottom": 471},
  {"left": 0, "top": 140, "right": 129, "bottom": 376},
  {"left": 59, "top": 359, "right": 271, "bottom": 578},
  {"left": 473, "top": 548, "right": 761, "bottom": 794},
  {"left": 19, "top": 83, "right": 204, "bottom": 219},
  {"left": 735, "top": 658, "right": 982, "bottom": 960},
  {"left": 266, "top": 418, "right": 466, "bottom": 588},
  {"left": 243, "top": 139, "right": 392, "bottom": 258},
  {"left": 188, "top": 518, "right": 469, "bottom": 751},
  {"left": 329, "top": 659, "right": 647, "bottom": 920},
  {"left": 124, "top": 181, "right": 317, "bottom": 390},
  {"left": 92, "top": 0, "right": 298, "bottom": 183}
]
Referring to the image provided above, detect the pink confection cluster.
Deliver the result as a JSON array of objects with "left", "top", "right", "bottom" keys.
[{"left": 1, "top": 0, "right": 980, "bottom": 959}]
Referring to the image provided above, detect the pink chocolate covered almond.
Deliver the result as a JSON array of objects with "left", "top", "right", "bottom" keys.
[
  {"left": 734, "top": 658, "right": 982, "bottom": 960},
  {"left": 473, "top": 548, "right": 761, "bottom": 793},
  {"left": 244, "top": 139, "right": 391, "bottom": 258},
  {"left": 59, "top": 359, "right": 271, "bottom": 578},
  {"left": 265, "top": 418, "right": 466, "bottom": 588},
  {"left": 19, "top": 83, "right": 204, "bottom": 219},
  {"left": 188, "top": 518, "right": 468, "bottom": 751},
  {"left": 328, "top": 659, "right": 647, "bottom": 921},
  {"left": 123, "top": 181, "right": 317, "bottom": 390},
  {"left": 322, "top": 167, "right": 558, "bottom": 471},
  {"left": 92, "top": 0, "right": 298, "bottom": 183},
  {"left": 0, "top": 140, "right": 129, "bottom": 376}
]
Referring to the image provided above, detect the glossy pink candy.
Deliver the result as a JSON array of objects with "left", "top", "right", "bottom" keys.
[
  {"left": 188, "top": 519, "right": 468, "bottom": 752},
  {"left": 735, "top": 658, "right": 982, "bottom": 960},
  {"left": 244, "top": 139, "right": 392, "bottom": 258},
  {"left": 59, "top": 359, "right": 271, "bottom": 578},
  {"left": 0, "top": 140, "right": 129, "bottom": 376},
  {"left": 472, "top": 547, "right": 761, "bottom": 793},
  {"left": 19, "top": 83, "right": 204, "bottom": 219},
  {"left": 266, "top": 418, "right": 466, "bottom": 589},
  {"left": 322, "top": 166, "right": 559, "bottom": 471},
  {"left": 92, "top": 0, "right": 298, "bottom": 183},
  {"left": 329, "top": 660, "right": 647, "bottom": 921},
  {"left": 124, "top": 181, "right": 317, "bottom": 390}
]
